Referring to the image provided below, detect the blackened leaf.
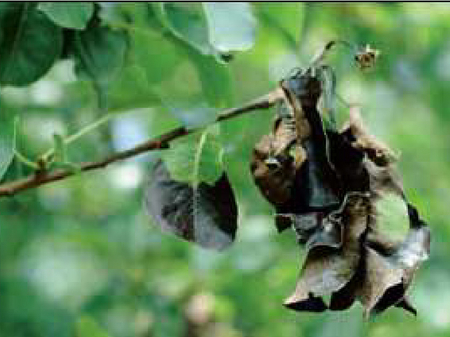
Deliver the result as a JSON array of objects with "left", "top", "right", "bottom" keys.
[
  {"left": 276, "top": 212, "right": 319, "bottom": 243},
  {"left": 305, "top": 217, "right": 343, "bottom": 251},
  {"left": 281, "top": 73, "right": 341, "bottom": 209},
  {"left": 144, "top": 160, "right": 238, "bottom": 251},
  {"left": 284, "top": 193, "right": 370, "bottom": 312},
  {"left": 299, "top": 139, "right": 340, "bottom": 209},
  {"left": 395, "top": 296, "right": 417, "bottom": 316},
  {"left": 0, "top": 3, "right": 63, "bottom": 86}
]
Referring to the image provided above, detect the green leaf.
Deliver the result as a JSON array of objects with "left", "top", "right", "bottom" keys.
[
  {"left": 186, "top": 50, "right": 233, "bottom": 108},
  {"left": 256, "top": 3, "right": 303, "bottom": 47},
  {"left": 163, "top": 126, "right": 224, "bottom": 185},
  {"left": 153, "top": 3, "right": 213, "bottom": 55},
  {"left": 0, "top": 3, "right": 63, "bottom": 86},
  {"left": 0, "top": 112, "right": 17, "bottom": 181},
  {"left": 106, "top": 63, "right": 160, "bottom": 112},
  {"left": 131, "top": 26, "right": 184, "bottom": 86},
  {"left": 203, "top": 3, "right": 257, "bottom": 52},
  {"left": 75, "top": 316, "right": 111, "bottom": 337},
  {"left": 71, "top": 22, "right": 128, "bottom": 107},
  {"left": 52, "top": 133, "right": 66, "bottom": 163},
  {"left": 38, "top": 2, "right": 94, "bottom": 30}
]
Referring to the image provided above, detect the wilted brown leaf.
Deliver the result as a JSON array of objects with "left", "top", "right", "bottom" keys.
[
  {"left": 145, "top": 160, "right": 238, "bottom": 251},
  {"left": 284, "top": 193, "right": 370, "bottom": 312}
]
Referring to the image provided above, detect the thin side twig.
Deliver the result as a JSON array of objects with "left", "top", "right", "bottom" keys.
[{"left": 0, "top": 89, "right": 283, "bottom": 198}]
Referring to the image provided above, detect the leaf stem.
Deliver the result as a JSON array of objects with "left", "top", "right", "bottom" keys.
[
  {"left": 14, "top": 150, "right": 39, "bottom": 170},
  {"left": 0, "top": 89, "right": 283, "bottom": 197},
  {"left": 40, "top": 113, "right": 113, "bottom": 162}
]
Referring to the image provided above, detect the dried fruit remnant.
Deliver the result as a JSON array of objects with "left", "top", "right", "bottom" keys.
[{"left": 250, "top": 68, "right": 430, "bottom": 318}]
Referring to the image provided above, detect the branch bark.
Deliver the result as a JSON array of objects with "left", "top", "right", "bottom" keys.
[{"left": 0, "top": 89, "right": 283, "bottom": 198}]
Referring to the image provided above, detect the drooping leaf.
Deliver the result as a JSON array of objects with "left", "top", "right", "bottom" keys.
[
  {"left": 360, "top": 203, "right": 430, "bottom": 317},
  {"left": 251, "top": 132, "right": 298, "bottom": 207},
  {"left": 0, "top": 112, "right": 17, "bottom": 181},
  {"left": 346, "top": 105, "right": 397, "bottom": 166},
  {"left": 276, "top": 212, "right": 320, "bottom": 243},
  {"left": 282, "top": 72, "right": 341, "bottom": 210},
  {"left": 203, "top": 3, "right": 257, "bottom": 53},
  {"left": 284, "top": 193, "right": 370, "bottom": 312},
  {"left": 71, "top": 22, "right": 128, "bottom": 107},
  {"left": 144, "top": 159, "right": 238, "bottom": 251},
  {"left": 38, "top": 2, "right": 94, "bottom": 30},
  {"left": 0, "top": 3, "right": 63, "bottom": 86}
]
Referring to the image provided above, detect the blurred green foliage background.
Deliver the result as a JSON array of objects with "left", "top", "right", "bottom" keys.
[{"left": 0, "top": 2, "right": 449, "bottom": 337}]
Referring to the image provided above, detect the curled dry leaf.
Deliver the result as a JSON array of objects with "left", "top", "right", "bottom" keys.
[
  {"left": 284, "top": 193, "right": 370, "bottom": 311},
  {"left": 250, "top": 67, "right": 430, "bottom": 318},
  {"left": 345, "top": 105, "right": 398, "bottom": 166},
  {"left": 357, "top": 204, "right": 430, "bottom": 317}
]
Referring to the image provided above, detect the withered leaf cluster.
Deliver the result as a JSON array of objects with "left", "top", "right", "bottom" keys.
[{"left": 250, "top": 69, "right": 430, "bottom": 318}]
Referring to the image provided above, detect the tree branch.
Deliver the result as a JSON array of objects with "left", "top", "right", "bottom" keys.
[{"left": 0, "top": 89, "right": 283, "bottom": 198}]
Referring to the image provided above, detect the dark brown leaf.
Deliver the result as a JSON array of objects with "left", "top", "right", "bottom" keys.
[
  {"left": 345, "top": 105, "right": 397, "bottom": 167},
  {"left": 144, "top": 160, "right": 238, "bottom": 251},
  {"left": 284, "top": 193, "right": 370, "bottom": 312},
  {"left": 357, "top": 203, "right": 430, "bottom": 317}
]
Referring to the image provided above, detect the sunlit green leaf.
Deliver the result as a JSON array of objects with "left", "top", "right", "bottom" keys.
[
  {"left": 163, "top": 125, "right": 223, "bottom": 185},
  {"left": 0, "top": 3, "right": 62, "bottom": 86},
  {"left": 75, "top": 316, "right": 111, "bottom": 337},
  {"left": 106, "top": 64, "right": 160, "bottom": 112},
  {"left": 0, "top": 112, "right": 17, "bottom": 181},
  {"left": 203, "top": 3, "right": 257, "bottom": 53},
  {"left": 186, "top": 49, "right": 233, "bottom": 108},
  {"left": 71, "top": 22, "right": 128, "bottom": 107},
  {"left": 52, "top": 133, "right": 66, "bottom": 163},
  {"left": 131, "top": 26, "right": 184, "bottom": 86},
  {"left": 154, "top": 3, "right": 213, "bottom": 55},
  {"left": 256, "top": 3, "right": 303, "bottom": 47},
  {"left": 38, "top": 2, "right": 94, "bottom": 30}
]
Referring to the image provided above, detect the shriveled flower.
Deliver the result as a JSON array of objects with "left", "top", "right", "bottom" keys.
[{"left": 355, "top": 44, "right": 380, "bottom": 70}]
